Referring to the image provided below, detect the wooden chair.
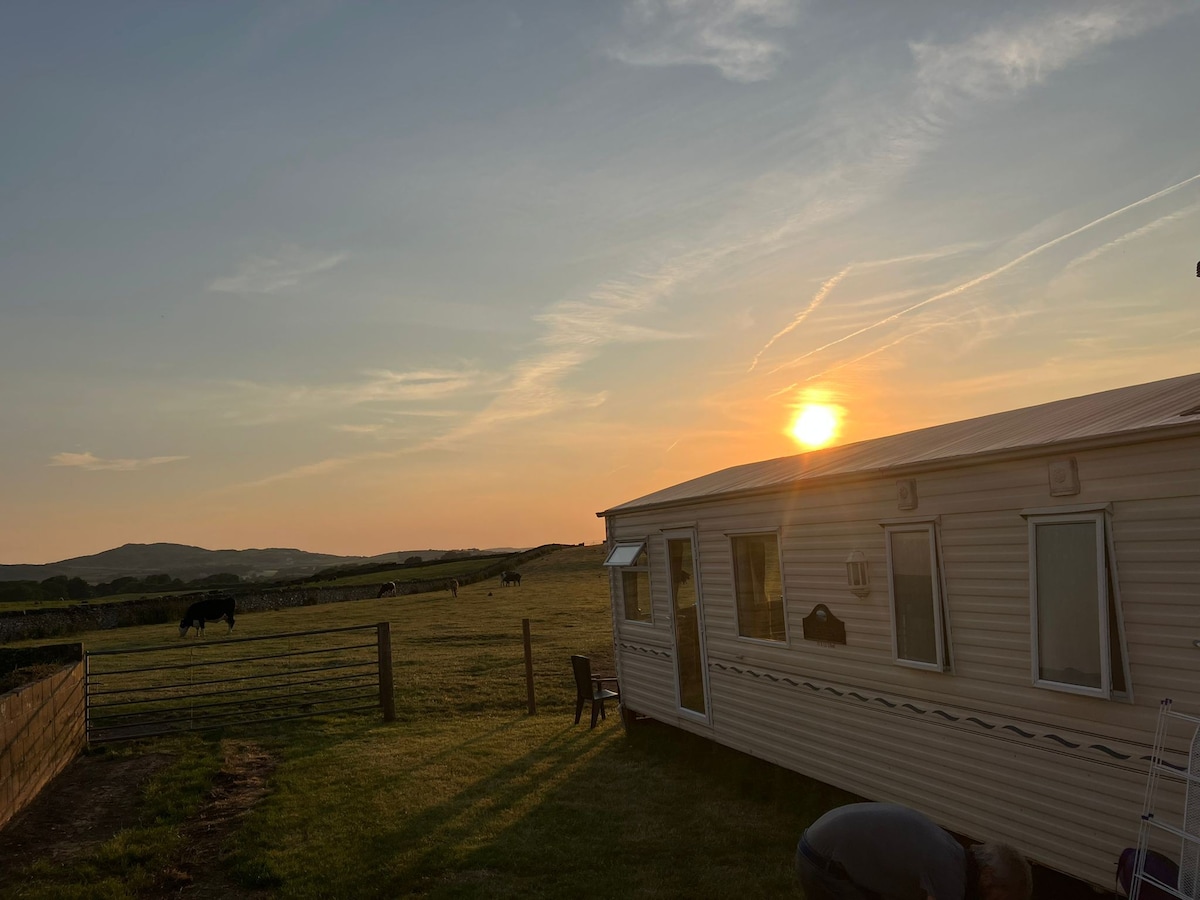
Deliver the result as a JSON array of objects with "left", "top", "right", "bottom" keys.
[{"left": 572, "top": 655, "right": 619, "bottom": 729}]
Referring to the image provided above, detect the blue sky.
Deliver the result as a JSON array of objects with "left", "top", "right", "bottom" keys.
[{"left": 3, "top": 1, "right": 1198, "bottom": 563}]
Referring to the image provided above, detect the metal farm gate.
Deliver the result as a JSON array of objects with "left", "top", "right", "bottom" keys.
[{"left": 85, "top": 623, "right": 395, "bottom": 743}]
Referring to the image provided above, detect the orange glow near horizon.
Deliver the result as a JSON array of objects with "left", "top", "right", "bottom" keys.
[{"left": 787, "top": 395, "right": 843, "bottom": 449}]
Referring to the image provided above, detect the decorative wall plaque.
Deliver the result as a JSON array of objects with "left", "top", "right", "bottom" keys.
[
  {"left": 1048, "top": 457, "right": 1080, "bottom": 497},
  {"left": 802, "top": 603, "right": 846, "bottom": 645},
  {"left": 897, "top": 479, "right": 918, "bottom": 510}
]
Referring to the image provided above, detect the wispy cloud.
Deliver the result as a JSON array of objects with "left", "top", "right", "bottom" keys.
[
  {"left": 799, "top": 306, "right": 1034, "bottom": 385},
  {"left": 349, "top": 369, "right": 480, "bottom": 403},
  {"left": 827, "top": 3, "right": 1186, "bottom": 206},
  {"left": 749, "top": 245, "right": 980, "bottom": 373},
  {"left": 911, "top": 4, "right": 1184, "bottom": 112},
  {"left": 208, "top": 245, "right": 347, "bottom": 294},
  {"left": 217, "top": 367, "right": 483, "bottom": 425},
  {"left": 609, "top": 0, "right": 802, "bottom": 83},
  {"left": 234, "top": 455, "right": 365, "bottom": 489},
  {"left": 1064, "top": 201, "right": 1200, "bottom": 269},
  {"left": 424, "top": 351, "right": 608, "bottom": 446},
  {"left": 748, "top": 267, "right": 849, "bottom": 372},
  {"left": 540, "top": 266, "right": 701, "bottom": 340},
  {"left": 606, "top": 5, "right": 1187, "bottom": 386},
  {"left": 771, "top": 171, "right": 1200, "bottom": 371},
  {"left": 331, "top": 410, "right": 462, "bottom": 436},
  {"left": 49, "top": 452, "right": 187, "bottom": 471},
  {"left": 450, "top": 5, "right": 1186, "bottom": 449},
  {"left": 426, "top": 266, "right": 699, "bottom": 445},
  {"left": 289, "top": 2, "right": 1187, "bottom": 466}
]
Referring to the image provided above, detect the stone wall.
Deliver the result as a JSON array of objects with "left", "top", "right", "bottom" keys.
[{"left": 0, "top": 648, "right": 86, "bottom": 830}]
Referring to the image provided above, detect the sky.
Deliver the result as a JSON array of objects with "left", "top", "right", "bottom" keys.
[{"left": 3, "top": 1, "right": 1199, "bottom": 565}]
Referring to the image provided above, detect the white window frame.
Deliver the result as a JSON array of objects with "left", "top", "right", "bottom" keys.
[
  {"left": 604, "top": 540, "right": 653, "bottom": 625},
  {"left": 727, "top": 529, "right": 788, "bottom": 645},
  {"left": 882, "top": 519, "right": 948, "bottom": 672},
  {"left": 1025, "top": 505, "right": 1131, "bottom": 700}
]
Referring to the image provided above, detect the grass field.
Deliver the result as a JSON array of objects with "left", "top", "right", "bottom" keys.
[
  {"left": 1, "top": 545, "right": 854, "bottom": 899},
  {"left": 315, "top": 555, "right": 499, "bottom": 588},
  {"left": 0, "top": 554, "right": 506, "bottom": 614}
]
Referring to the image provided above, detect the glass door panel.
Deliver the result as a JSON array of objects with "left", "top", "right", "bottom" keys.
[{"left": 668, "top": 537, "right": 706, "bottom": 716}]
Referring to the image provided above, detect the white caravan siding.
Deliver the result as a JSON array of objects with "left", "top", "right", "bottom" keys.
[{"left": 605, "top": 433, "right": 1200, "bottom": 888}]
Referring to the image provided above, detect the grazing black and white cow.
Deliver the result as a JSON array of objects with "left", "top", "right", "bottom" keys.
[
  {"left": 377, "top": 581, "right": 397, "bottom": 598},
  {"left": 501, "top": 571, "right": 521, "bottom": 587},
  {"left": 179, "top": 593, "right": 236, "bottom": 638}
]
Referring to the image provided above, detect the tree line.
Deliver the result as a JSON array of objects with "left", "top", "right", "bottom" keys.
[{"left": 0, "top": 572, "right": 242, "bottom": 605}]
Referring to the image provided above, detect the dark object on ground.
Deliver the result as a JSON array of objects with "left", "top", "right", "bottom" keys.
[
  {"left": 377, "top": 582, "right": 397, "bottom": 598},
  {"left": 796, "top": 802, "right": 1031, "bottom": 900},
  {"left": 1117, "top": 847, "right": 1179, "bottom": 899},
  {"left": 179, "top": 593, "right": 235, "bottom": 637},
  {"left": 501, "top": 571, "right": 521, "bottom": 587},
  {"left": 571, "top": 654, "right": 619, "bottom": 729}
]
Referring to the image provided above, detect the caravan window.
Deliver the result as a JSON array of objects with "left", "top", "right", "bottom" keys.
[
  {"left": 730, "top": 533, "right": 786, "bottom": 642},
  {"left": 604, "top": 541, "right": 652, "bottom": 623},
  {"left": 1028, "top": 511, "right": 1129, "bottom": 698},
  {"left": 884, "top": 523, "right": 948, "bottom": 671}
]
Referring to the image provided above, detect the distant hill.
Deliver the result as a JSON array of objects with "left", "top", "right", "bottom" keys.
[{"left": 0, "top": 543, "right": 526, "bottom": 584}]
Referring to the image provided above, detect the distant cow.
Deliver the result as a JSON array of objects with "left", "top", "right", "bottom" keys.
[
  {"left": 179, "top": 594, "right": 235, "bottom": 638},
  {"left": 377, "top": 582, "right": 397, "bottom": 598},
  {"left": 501, "top": 571, "right": 521, "bottom": 587}
]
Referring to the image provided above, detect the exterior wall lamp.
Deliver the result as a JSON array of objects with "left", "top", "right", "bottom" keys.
[{"left": 846, "top": 550, "right": 870, "bottom": 598}]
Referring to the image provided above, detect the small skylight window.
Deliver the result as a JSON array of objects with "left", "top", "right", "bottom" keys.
[{"left": 603, "top": 542, "right": 646, "bottom": 567}]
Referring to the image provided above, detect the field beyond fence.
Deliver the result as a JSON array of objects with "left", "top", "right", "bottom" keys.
[
  {"left": 0, "top": 544, "right": 1089, "bottom": 899},
  {"left": 0, "top": 544, "right": 569, "bottom": 644}
]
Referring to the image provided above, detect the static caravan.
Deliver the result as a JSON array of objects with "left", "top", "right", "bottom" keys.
[{"left": 597, "top": 372, "right": 1200, "bottom": 888}]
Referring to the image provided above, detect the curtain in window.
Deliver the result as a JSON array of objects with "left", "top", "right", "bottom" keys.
[
  {"left": 1035, "top": 522, "right": 1101, "bottom": 688},
  {"left": 889, "top": 530, "right": 937, "bottom": 665},
  {"left": 733, "top": 537, "right": 768, "bottom": 638}
]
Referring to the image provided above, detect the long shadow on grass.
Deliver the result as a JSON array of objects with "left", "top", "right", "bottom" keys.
[
  {"left": 236, "top": 709, "right": 1107, "bottom": 900},
  {"left": 332, "top": 718, "right": 857, "bottom": 900},
  {"left": 339, "top": 721, "right": 600, "bottom": 896}
]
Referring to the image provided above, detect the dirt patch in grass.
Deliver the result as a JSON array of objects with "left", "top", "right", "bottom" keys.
[
  {"left": 0, "top": 663, "right": 64, "bottom": 695},
  {"left": 0, "top": 751, "right": 174, "bottom": 863},
  {"left": 0, "top": 741, "right": 277, "bottom": 899},
  {"left": 150, "top": 740, "right": 277, "bottom": 898}
]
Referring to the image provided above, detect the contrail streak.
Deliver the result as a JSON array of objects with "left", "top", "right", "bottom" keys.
[
  {"left": 1065, "top": 201, "right": 1200, "bottom": 270},
  {"left": 777, "top": 172, "right": 1200, "bottom": 369},
  {"left": 748, "top": 266, "right": 851, "bottom": 372}
]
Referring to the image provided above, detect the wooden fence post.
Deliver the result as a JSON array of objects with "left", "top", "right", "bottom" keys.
[
  {"left": 522, "top": 617, "right": 536, "bottom": 715},
  {"left": 377, "top": 622, "right": 395, "bottom": 722}
]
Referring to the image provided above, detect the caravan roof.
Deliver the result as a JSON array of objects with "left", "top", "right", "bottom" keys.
[{"left": 600, "top": 371, "right": 1200, "bottom": 516}]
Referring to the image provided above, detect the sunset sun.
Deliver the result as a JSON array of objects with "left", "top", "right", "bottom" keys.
[{"left": 788, "top": 403, "right": 839, "bottom": 449}]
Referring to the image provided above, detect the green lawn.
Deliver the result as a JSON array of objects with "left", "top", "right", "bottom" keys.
[{"left": 2, "top": 545, "right": 849, "bottom": 899}]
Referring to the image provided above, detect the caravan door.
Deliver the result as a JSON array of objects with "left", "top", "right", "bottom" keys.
[{"left": 665, "top": 531, "right": 709, "bottom": 720}]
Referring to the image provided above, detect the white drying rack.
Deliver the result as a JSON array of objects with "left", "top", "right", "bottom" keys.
[{"left": 1131, "top": 699, "right": 1200, "bottom": 899}]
